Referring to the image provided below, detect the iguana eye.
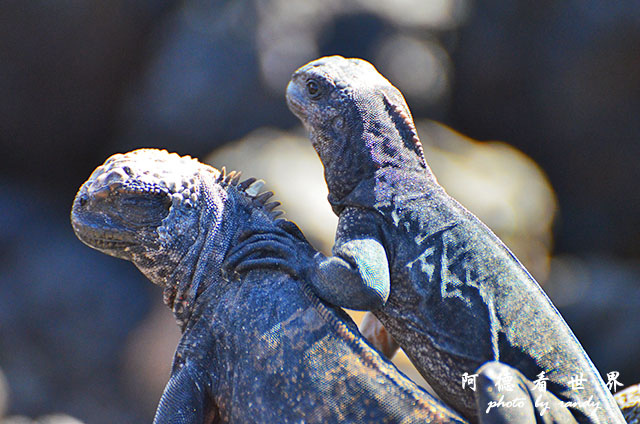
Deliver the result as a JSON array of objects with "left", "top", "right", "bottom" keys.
[
  {"left": 306, "top": 79, "right": 321, "bottom": 99},
  {"left": 117, "top": 192, "right": 171, "bottom": 226}
]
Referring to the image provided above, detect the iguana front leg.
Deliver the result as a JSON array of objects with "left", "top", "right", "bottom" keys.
[
  {"left": 223, "top": 228, "right": 308, "bottom": 279},
  {"left": 153, "top": 363, "right": 218, "bottom": 424},
  {"left": 312, "top": 240, "right": 389, "bottom": 310},
  {"left": 310, "top": 207, "right": 391, "bottom": 310}
]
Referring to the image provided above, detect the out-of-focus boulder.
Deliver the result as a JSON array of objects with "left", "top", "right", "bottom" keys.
[
  {"left": 121, "top": 302, "right": 180, "bottom": 415},
  {"left": 36, "top": 416, "right": 84, "bottom": 424},
  {"left": 451, "top": 0, "right": 640, "bottom": 257},
  {"left": 115, "top": 1, "right": 281, "bottom": 155},
  {"left": 0, "top": 417, "right": 33, "bottom": 424},
  {"left": 0, "top": 414, "right": 84, "bottom": 424},
  {"left": 545, "top": 255, "right": 640, "bottom": 385},
  {"left": 0, "top": 0, "right": 177, "bottom": 191},
  {"left": 0, "top": 368, "right": 8, "bottom": 419},
  {"left": 0, "top": 182, "right": 152, "bottom": 423},
  {"left": 116, "top": 0, "right": 470, "bottom": 157},
  {"left": 616, "top": 383, "right": 640, "bottom": 424}
]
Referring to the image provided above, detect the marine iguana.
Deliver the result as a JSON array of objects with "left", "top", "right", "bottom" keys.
[
  {"left": 282, "top": 55, "right": 625, "bottom": 423},
  {"left": 70, "top": 148, "right": 467, "bottom": 423}
]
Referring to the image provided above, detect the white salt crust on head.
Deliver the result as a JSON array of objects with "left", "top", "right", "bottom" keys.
[{"left": 83, "top": 149, "right": 219, "bottom": 208}]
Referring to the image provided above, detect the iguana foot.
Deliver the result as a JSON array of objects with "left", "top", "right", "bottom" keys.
[{"left": 224, "top": 230, "right": 307, "bottom": 279}]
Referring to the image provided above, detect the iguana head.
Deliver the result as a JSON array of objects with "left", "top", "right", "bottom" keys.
[
  {"left": 286, "top": 55, "right": 430, "bottom": 204},
  {"left": 71, "top": 148, "right": 273, "bottom": 327}
]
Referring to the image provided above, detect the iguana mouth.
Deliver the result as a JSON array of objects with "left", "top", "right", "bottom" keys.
[
  {"left": 83, "top": 236, "right": 134, "bottom": 250},
  {"left": 71, "top": 221, "right": 137, "bottom": 252},
  {"left": 285, "top": 77, "right": 309, "bottom": 121}
]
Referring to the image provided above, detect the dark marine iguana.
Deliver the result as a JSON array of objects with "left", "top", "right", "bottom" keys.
[
  {"left": 281, "top": 55, "right": 625, "bottom": 423},
  {"left": 70, "top": 148, "right": 467, "bottom": 424}
]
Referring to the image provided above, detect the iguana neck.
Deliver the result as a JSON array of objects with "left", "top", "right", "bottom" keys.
[
  {"left": 163, "top": 187, "right": 235, "bottom": 331},
  {"left": 319, "top": 96, "right": 437, "bottom": 210},
  {"left": 164, "top": 182, "right": 286, "bottom": 331}
]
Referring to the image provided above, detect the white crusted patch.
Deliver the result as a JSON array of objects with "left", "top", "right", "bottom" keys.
[
  {"left": 244, "top": 179, "right": 265, "bottom": 197},
  {"left": 84, "top": 149, "right": 221, "bottom": 205}
]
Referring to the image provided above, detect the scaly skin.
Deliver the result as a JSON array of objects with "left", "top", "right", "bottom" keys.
[
  {"left": 285, "top": 55, "right": 625, "bottom": 424},
  {"left": 71, "top": 149, "right": 467, "bottom": 424}
]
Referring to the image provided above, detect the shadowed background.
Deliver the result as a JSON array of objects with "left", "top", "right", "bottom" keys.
[{"left": 1, "top": 1, "right": 638, "bottom": 422}]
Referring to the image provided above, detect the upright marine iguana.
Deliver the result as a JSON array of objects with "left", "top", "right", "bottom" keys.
[
  {"left": 70, "top": 149, "right": 467, "bottom": 424},
  {"left": 283, "top": 55, "right": 625, "bottom": 423}
]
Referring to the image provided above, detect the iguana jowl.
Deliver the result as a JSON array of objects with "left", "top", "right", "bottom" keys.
[
  {"left": 285, "top": 55, "right": 625, "bottom": 423},
  {"left": 70, "top": 149, "right": 467, "bottom": 424}
]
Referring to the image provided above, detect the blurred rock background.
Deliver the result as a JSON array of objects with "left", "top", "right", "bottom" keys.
[{"left": 0, "top": 0, "right": 638, "bottom": 422}]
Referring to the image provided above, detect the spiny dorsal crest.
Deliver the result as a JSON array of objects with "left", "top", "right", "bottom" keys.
[
  {"left": 382, "top": 95, "right": 427, "bottom": 168},
  {"left": 216, "top": 167, "right": 283, "bottom": 220}
]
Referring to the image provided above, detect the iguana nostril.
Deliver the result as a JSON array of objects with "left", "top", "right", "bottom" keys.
[{"left": 91, "top": 185, "right": 111, "bottom": 200}]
